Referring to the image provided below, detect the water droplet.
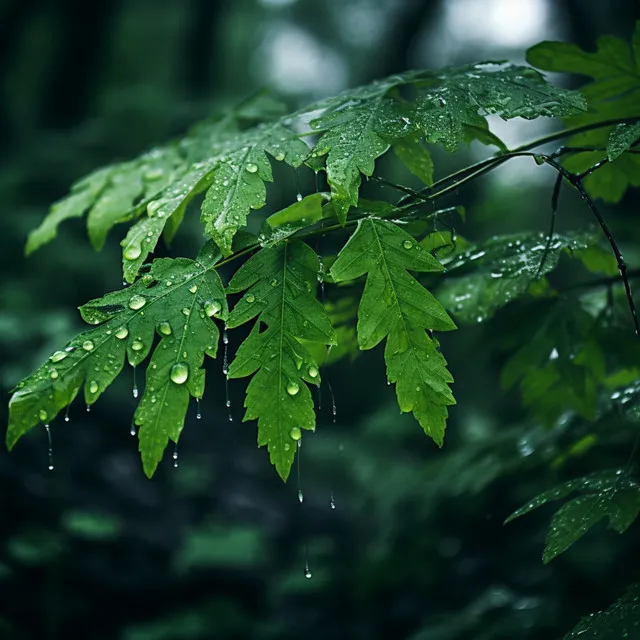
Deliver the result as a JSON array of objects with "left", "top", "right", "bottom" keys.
[
  {"left": 82, "top": 340, "right": 94, "bottom": 351},
  {"left": 246, "top": 293, "right": 256, "bottom": 304},
  {"left": 124, "top": 244, "right": 142, "bottom": 261},
  {"left": 549, "top": 348, "right": 559, "bottom": 361},
  {"left": 147, "top": 200, "right": 161, "bottom": 215},
  {"left": 158, "top": 321, "right": 172, "bottom": 336},
  {"left": 204, "top": 300, "right": 221, "bottom": 317},
  {"left": 290, "top": 426, "right": 302, "bottom": 441},
  {"left": 173, "top": 442, "right": 179, "bottom": 468},
  {"left": 269, "top": 279, "right": 278, "bottom": 287},
  {"left": 296, "top": 193, "right": 303, "bottom": 202},
  {"left": 304, "top": 562, "right": 312, "bottom": 579},
  {"left": 330, "top": 490, "right": 336, "bottom": 509},
  {"left": 86, "top": 404, "right": 91, "bottom": 412},
  {"left": 196, "top": 397, "right": 202, "bottom": 419},
  {"left": 130, "top": 417, "right": 136, "bottom": 436},
  {"left": 131, "top": 340, "right": 143, "bottom": 351},
  {"left": 45, "top": 424, "right": 54, "bottom": 471},
  {"left": 132, "top": 365, "right": 138, "bottom": 398},
  {"left": 128, "top": 295, "right": 146, "bottom": 310},
  {"left": 89, "top": 381, "right": 98, "bottom": 394},
  {"left": 182, "top": 307, "right": 190, "bottom": 316},
  {"left": 115, "top": 327, "right": 129, "bottom": 340},
  {"left": 287, "top": 381, "right": 300, "bottom": 396},
  {"left": 189, "top": 284, "right": 198, "bottom": 294},
  {"left": 298, "top": 489, "right": 304, "bottom": 503},
  {"left": 49, "top": 369, "right": 59, "bottom": 380},
  {"left": 38, "top": 409, "right": 48, "bottom": 422},
  {"left": 245, "top": 163, "right": 258, "bottom": 173},
  {"left": 308, "top": 366, "right": 318, "bottom": 378},
  {"left": 170, "top": 362, "right": 189, "bottom": 384},
  {"left": 402, "top": 239, "right": 413, "bottom": 249},
  {"left": 50, "top": 350, "right": 68, "bottom": 363},
  {"left": 64, "top": 405, "right": 70, "bottom": 422}
]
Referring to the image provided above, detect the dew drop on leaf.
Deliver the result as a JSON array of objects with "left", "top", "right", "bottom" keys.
[
  {"left": 170, "top": 362, "right": 189, "bottom": 385},
  {"left": 298, "top": 489, "right": 304, "bottom": 503},
  {"left": 50, "top": 350, "right": 68, "bottom": 363},
  {"left": 189, "top": 284, "right": 198, "bottom": 294},
  {"left": 131, "top": 340, "right": 143, "bottom": 351},
  {"left": 204, "top": 300, "right": 221, "bottom": 317},
  {"left": 115, "top": 327, "right": 129, "bottom": 340},
  {"left": 123, "top": 244, "right": 142, "bottom": 261},
  {"left": 128, "top": 295, "right": 146, "bottom": 310},
  {"left": 245, "top": 163, "right": 258, "bottom": 173},
  {"left": 49, "top": 369, "right": 58, "bottom": 380},
  {"left": 287, "top": 381, "right": 300, "bottom": 396},
  {"left": 290, "top": 426, "right": 302, "bottom": 441},
  {"left": 308, "top": 366, "right": 319, "bottom": 378},
  {"left": 246, "top": 293, "right": 256, "bottom": 304},
  {"left": 82, "top": 340, "right": 94, "bottom": 351},
  {"left": 89, "top": 381, "right": 98, "bottom": 394},
  {"left": 38, "top": 409, "right": 48, "bottom": 422},
  {"left": 158, "top": 321, "right": 172, "bottom": 336},
  {"left": 402, "top": 239, "right": 413, "bottom": 249}
]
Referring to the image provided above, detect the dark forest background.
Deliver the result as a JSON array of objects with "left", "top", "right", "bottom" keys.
[{"left": 1, "top": 1, "right": 639, "bottom": 638}]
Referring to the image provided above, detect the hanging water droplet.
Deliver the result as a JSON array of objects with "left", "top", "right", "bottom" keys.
[
  {"left": 89, "top": 381, "right": 99, "bottom": 394},
  {"left": 39, "top": 409, "right": 48, "bottom": 422},
  {"left": 170, "top": 362, "right": 189, "bottom": 384},
  {"left": 86, "top": 404, "right": 91, "bottom": 412},
  {"left": 287, "top": 381, "right": 300, "bottom": 396},
  {"left": 246, "top": 293, "right": 256, "bottom": 304},
  {"left": 296, "top": 193, "right": 303, "bottom": 202},
  {"left": 189, "top": 284, "right": 198, "bottom": 294},
  {"left": 298, "top": 489, "right": 304, "bottom": 503},
  {"left": 131, "top": 340, "right": 143, "bottom": 351},
  {"left": 124, "top": 244, "right": 142, "bottom": 261},
  {"left": 128, "top": 295, "right": 146, "bottom": 310},
  {"left": 50, "top": 369, "right": 59, "bottom": 380},
  {"left": 132, "top": 365, "right": 138, "bottom": 399},
  {"left": 50, "top": 350, "right": 68, "bottom": 363},
  {"left": 45, "top": 424, "right": 54, "bottom": 471},
  {"left": 130, "top": 417, "right": 136, "bottom": 436},
  {"left": 330, "top": 490, "right": 336, "bottom": 509},
  {"left": 204, "top": 300, "right": 221, "bottom": 318},
  {"left": 304, "top": 561, "right": 312, "bottom": 579},
  {"left": 402, "top": 239, "right": 413, "bottom": 249},
  {"left": 158, "top": 321, "right": 172, "bottom": 336},
  {"left": 196, "top": 398, "right": 202, "bottom": 420},
  {"left": 308, "top": 366, "right": 318, "bottom": 378},
  {"left": 290, "top": 426, "right": 302, "bottom": 441},
  {"left": 82, "top": 340, "right": 95, "bottom": 351},
  {"left": 245, "top": 163, "right": 258, "bottom": 173},
  {"left": 115, "top": 327, "right": 129, "bottom": 340},
  {"left": 64, "top": 405, "right": 70, "bottom": 422}
]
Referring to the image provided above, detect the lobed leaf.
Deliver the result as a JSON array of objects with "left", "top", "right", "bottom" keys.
[
  {"left": 7, "top": 255, "right": 228, "bottom": 478},
  {"left": 330, "top": 218, "right": 456, "bottom": 445},
  {"left": 226, "top": 240, "right": 336, "bottom": 480}
]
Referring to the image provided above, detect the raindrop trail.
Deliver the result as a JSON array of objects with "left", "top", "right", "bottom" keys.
[
  {"left": 173, "top": 441, "right": 179, "bottom": 469},
  {"left": 324, "top": 346, "right": 337, "bottom": 423},
  {"left": 44, "top": 424, "right": 54, "bottom": 471},
  {"left": 294, "top": 167, "right": 302, "bottom": 201},
  {"left": 330, "top": 490, "right": 336, "bottom": 510},
  {"left": 132, "top": 365, "right": 138, "bottom": 399},
  {"left": 64, "top": 404, "right": 70, "bottom": 423},
  {"left": 130, "top": 416, "right": 136, "bottom": 437},
  {"left": 304, "top": 548, "right": 312, "bottom": 579},
  {"left": 196, "top": 397, "right": 202, "bottom": 420},
  {"left": 86, "top": 404, "right": 91, "bottom": 412},
  {"left": 297, "top": 439, "right": 303, "bottom": 504},
  {"left": 223, "top": 327, "right": 233, "bottom": 422}
]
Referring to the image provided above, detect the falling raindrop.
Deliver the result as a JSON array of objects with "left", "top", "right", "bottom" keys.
[
  {"left": 86, "top": 404, "right": 91, "bottom": 412},
  {"left": 304, "top": 560, "right": 312, "bottom": 579},
  {"left": 44, "top": 424, "right": 54, "bottom": 471},
  {"left": 294, "top": 167, "right": 302, "bottom": 202},
  {"left": 130, "top": 417, "right": 136, "bottom": 437},
  {"left": 223, "top": 328, "right": 233, "bottom": 422},
  {"left": 132, "top": 365, "right": 139, "bottom": 398},
  {"left": 64, "top": 405, "right": 70, "bottom": 423},
  {"left": 196, "top": 397, "right": 202, "bottom": 420},
  {"left": 173, "top": 442, "right": 179, "bottom": 468},
  {"left": 330, "top": 490, "right": 336, "bottom": 510}
]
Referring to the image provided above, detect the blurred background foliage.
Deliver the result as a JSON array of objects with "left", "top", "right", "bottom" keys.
[{"left": 1, "top": 0, "right": 640, "bottom": 638}]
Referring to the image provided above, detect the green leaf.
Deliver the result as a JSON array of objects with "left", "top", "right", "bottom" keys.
[
  {"left": 264, "top": 193, "right": 326, "bottom": 245},
  {"left": 562, "top": 584, "right": 640, "bottom": 639},
  {"left": 393, "top": 134, "right": 434, "bottom": 185},
  {"left": 506, "top": 470, "right": 640, "bottom": 563},
  {"left": 201, "top": 122, "right": 311, "bottom": 255},
  {"left": 413, "top": 63, "right": 586, "bottom": 152},
  {"left": 607, "top": 121, "right": 640, "bottom": 161},
  {"left": 330, "top": 218, "right": 456, "bottom": 445},
  {"left": 527, "top": 23, "right": 640, "bottom": 201},
  {"left": 437, "top": 231, "right": 593, "bottom": 324},
  {"left": 7, "top": 256, "right": 228, "bottom": 477},
  {"left": 226, "top": 240, "right": 336, "bottom": 480},
  {"left": 501, "top": 299, "right": 606, "bottom": 424}
]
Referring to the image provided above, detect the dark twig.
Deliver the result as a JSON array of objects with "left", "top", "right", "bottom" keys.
[{"left": 536, "top": 173, "right": 564, "bottom": 279}]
